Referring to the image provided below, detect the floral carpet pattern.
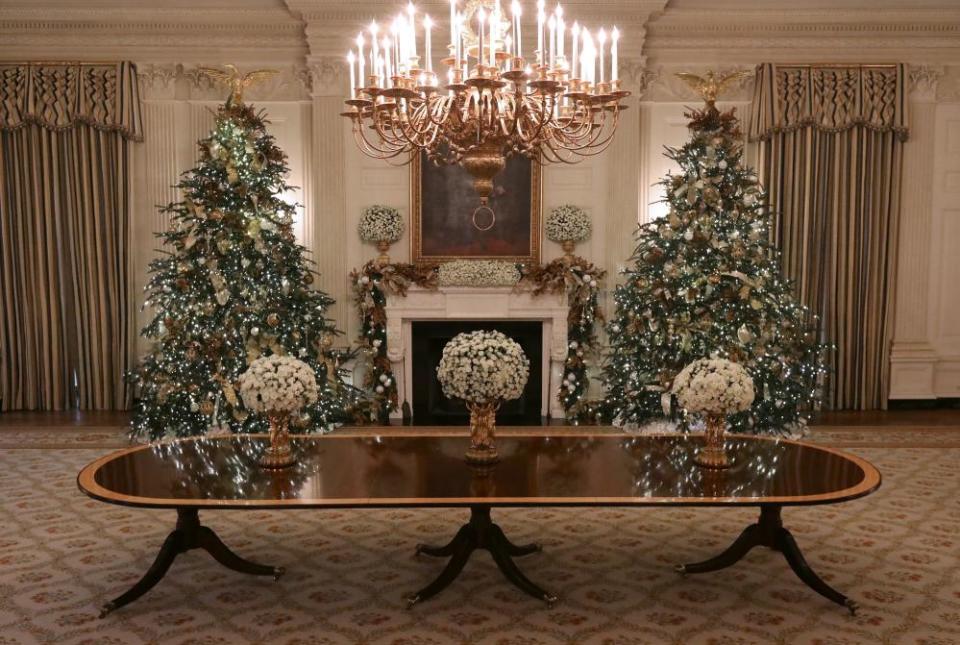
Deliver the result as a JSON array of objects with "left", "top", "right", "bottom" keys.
[{"left": 0, "top": 427, "right": 958, "bottom": 644}]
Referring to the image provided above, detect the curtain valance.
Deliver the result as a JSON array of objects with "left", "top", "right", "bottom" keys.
[
  {"left": 748, "top": 63, "right": 908, "bottom": 143},
  {"left": 0, "top": 62, "right": 143, "bottom": 141}
]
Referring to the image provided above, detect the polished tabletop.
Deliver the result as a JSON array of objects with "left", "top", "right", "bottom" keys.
[{"left": 78, "top": 432, "right": 880, "bottom": 509}]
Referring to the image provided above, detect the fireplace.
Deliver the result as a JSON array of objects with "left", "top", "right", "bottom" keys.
[
  {"left": 383, "top": 286, "right": 570, "bottom": 422},
  {"left": 411, "top": 321, "right": 543, "bottom": 426}
]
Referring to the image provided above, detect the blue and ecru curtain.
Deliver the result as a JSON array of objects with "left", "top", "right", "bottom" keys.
[
  {"left": 0, "top": 62, "right": 143, "bottom": 410},
  {"left": 749, "top": 64, "right": 908, "bottom": 410}
]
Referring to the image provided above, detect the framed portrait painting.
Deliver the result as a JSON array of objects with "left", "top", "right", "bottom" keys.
[{"left": 411, "top": 151, "right": 541, "bottom": 265}]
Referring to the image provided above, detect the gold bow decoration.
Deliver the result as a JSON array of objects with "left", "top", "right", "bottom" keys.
[
  {"left": 675, "top": 70, "right": 752, "bottom": 106},
  {"left": 198, "top": 64, "right": 279, "bottom": 105}
]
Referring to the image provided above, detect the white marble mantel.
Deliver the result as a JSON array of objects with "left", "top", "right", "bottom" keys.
[{"left": 384, "top": 286, "right": 569, "bottom": 420}]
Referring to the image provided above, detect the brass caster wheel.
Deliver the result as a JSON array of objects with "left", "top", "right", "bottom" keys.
[
  {"left": 845, "top": 599, "right": 859, "bottom": 616},
  {"left": 674, "top": 564, "right": 687, "bottom": 575},
  {"left": 98, "top": 602, "right": 116, "bottom": 619},
  {"left": 273, "top": 566, "right": 286, "bottom": 581},
  {"left": 405, "top": 593, "right": 421, "bottom": 609}
]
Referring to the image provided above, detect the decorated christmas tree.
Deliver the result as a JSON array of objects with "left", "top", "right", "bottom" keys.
[
  {"left": 602, "top": 73, "right": 829, "bottom": 435},
  {"left": 130, "top": 68, "right": 365, "bottom": 440}
]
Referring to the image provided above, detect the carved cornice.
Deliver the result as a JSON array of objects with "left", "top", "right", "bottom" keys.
[
  {"left": 0, "top": 6, "right": 306, "bottom": 62},
  {"left": 137, "top": 64, "right": 312, "bottom": 101},
  {"left": 304, "top": 59, "right": 346, "bottom": 97}
]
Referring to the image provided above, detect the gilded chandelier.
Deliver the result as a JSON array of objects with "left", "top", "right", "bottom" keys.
[{"left": 342, "top": 0, "right": 629, "bottom": 228}]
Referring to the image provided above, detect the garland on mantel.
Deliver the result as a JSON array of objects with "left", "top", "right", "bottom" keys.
[
  {"left": 350, "top": 260, "right": 438, "bottom": 419},
  {"left": 518, "top": 257, "right": 607, "bottom": 424},
  {"left": 350, "top": 258, "right": 606, "bottom": 423}
]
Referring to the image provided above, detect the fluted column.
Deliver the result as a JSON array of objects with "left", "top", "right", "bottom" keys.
[
  {"left": 889, "top": 68, "right": 942, "bottom": 399},
  {"left": 307, "top": 60, "right": 350, "bottom": 333}
]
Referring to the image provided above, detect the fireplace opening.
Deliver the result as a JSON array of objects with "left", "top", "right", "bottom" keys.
[{"left": 410, "top": 321, "right": 543, "bottom": 426}]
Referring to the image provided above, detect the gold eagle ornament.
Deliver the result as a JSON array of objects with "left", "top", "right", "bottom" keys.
[
  {"left": 675, "top": 69, "right": 752, "bottom": 106},
  {"left": 198, "top": 64, "right": 279, "bottom": 105}
]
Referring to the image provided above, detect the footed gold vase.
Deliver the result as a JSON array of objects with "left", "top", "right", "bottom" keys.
[
  {"left": 465, "top": 400, "right": 500, "bottom": 465},
  {"left": 695, "top": 412, "right": 730, "bottom": 469},
  {"left": 259, "top": 413, "right": 295, "bottom": 469},
  {"left": 376, "top": 240, "right": 391, "bottom": 265}
]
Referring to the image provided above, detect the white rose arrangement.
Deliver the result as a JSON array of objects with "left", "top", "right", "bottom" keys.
[
  {"left": 545, "top": 204, "right": 592, "bottom": 243},
  {"left": 672, "top": 358, "right": 755, "bottom": 416},
  {"left": 437, "top": 330, "right": 530, "bottom": 403},
  {"left": 438, "top": 260, "right": 520, "bottom": 287},
  {"left": 358, "top": 205, "right": 404, "bottom": 243},
  {"left": 238, "top": 355, "right": 319, "bottom": 414}
]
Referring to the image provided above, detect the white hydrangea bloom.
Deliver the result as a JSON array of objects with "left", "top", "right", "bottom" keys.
[
  {"left": 358, "top": 205, "right": 404, "bottom": 243},
  {"left": 672, "top": 358, "right": 755, "bottom": 415},
  {"left": 238, "top": 355, "right": 319, "bottom": 414},
  {"left": 437, "top": 330, "right": 530, "bottom": 403},
  {"left": 438, "top": 260, "right": 520, "bottom": 287},
  {"left": 545, "top": 204, "right": 592, "bottom": 243}
]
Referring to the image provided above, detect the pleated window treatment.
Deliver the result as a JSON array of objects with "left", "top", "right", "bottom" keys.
[
  {"left": 0, "top": 62, "right": 143, "bottom": 410},
  {"left": 749, "top": 64, "right": 908, "bottom": 410}
]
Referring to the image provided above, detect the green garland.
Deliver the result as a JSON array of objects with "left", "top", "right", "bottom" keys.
[
  {"left": 350, "top": 261, "right": 438, "bottom": 420},
  {"left": 518, "top": 257, "right": 607, "bottom": 423},
  {"left": 350, "top": 257, "right": 606, "bottom": 423}
]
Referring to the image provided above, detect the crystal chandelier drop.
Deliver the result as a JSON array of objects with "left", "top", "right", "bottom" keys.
[{"left": 342, "top": 0, "right": 629, "bottom": 226}]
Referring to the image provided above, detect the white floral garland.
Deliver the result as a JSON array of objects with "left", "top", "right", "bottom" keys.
[
  {"left": 672, "top": 358, "right": 755, "bottom": 416},
  {"left": 238, "top": 355, "right": 319, "bottom": 414},
  {"left": 437, "top": 330, "right": 530, "bottom": 403},
  {"left": 438, "top": 259, "right": 520, "bottom": 287},
  {"left": 545, "top": 204, "right": 591, "bottom": 243},
  {"left": 358, "top": 205, "right": 404, "bottom": 243}
]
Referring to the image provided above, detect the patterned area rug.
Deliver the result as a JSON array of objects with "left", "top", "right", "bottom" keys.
[{"left": 0, "top": 427, "right": 958, "bottom": 644}]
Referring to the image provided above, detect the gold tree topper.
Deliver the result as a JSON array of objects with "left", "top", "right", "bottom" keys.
[
  {"left": 198, "top": 64, "right": 279, "bottom": 105},
  {"left": 675, "top": 70, "right": 752, "bottom": 106}
]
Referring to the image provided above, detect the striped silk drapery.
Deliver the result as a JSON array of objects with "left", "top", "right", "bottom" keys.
[
  {"left": 749, "top": 64, "right": 908, "bottom": 410},
  {"left": 0, "top": 62, "right": 142, "bottom": 410}
]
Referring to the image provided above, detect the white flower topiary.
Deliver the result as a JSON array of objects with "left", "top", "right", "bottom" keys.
[
  {"left": 672, "top": 358, "right": 755, "bottom": 416},
  {"left": 545, "top": 204, "right": 591, "bottom": 243},
  {"left": 437, "top": 330, "right": 530, "bottom": 403},
  {"left": 358, "top": 205, "right": 404, "bottom": 243},
  {"left": 238, "top": 355, "right": 318, "bottom": 414},
  {"left": 438, "top": 260, "right": 520, "bottom": 287}
]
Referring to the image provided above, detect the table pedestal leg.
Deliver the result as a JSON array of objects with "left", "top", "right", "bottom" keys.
[
  {"left": 675, "top": 504, "right": 858, "bottom": 615},
  {"left": 99, "top": 508, "right": 284, "bottom": 618},
  {"left": 408, "top": 505, "right": 554, "bottom": 607}
]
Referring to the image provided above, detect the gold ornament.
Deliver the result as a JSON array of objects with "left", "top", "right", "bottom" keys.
[
  {"left": 675, "top": 70, "right": 752, "bottom": 106},
  {"left": 197, "top": 65, "right": 279, "bottom": 106},
  {"left": 266, "top": 313, "right": 280, "bottom": 327},
  {"left": 200, "top": 400, "right": 215, "bottom": 415}
]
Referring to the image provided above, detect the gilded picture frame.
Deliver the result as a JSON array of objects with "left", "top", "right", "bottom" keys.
[{"left": 411, "top": 151, "right": 542, "bottom": 265}]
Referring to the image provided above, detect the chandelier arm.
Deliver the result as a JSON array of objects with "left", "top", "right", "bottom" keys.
[{"left": 353, "top": 120, "right": 411, "bottom": 158}]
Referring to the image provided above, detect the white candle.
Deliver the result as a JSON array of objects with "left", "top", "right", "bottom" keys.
[
  {"left": 382, "top": 37, "right": 392, "bottom": 84},
  {"left": 598, "top": 28, "right": 606, "bottom": 84},
  {"left": 407, "top": 3, "right": 417, "bottom": 63},
  {"left": 424, "top": 15, "right": 433, "bottom": 72},
  {"left": 548, "top": 15, "right": 555, "bottom": 69},
  {"left": 356, "top": 34, "right": 365, "bottom": 85},
  {"left": 611, "top": 27, "right": 619, "bottom": 82},
  {"left": 477, "top": 7, "right": 486, "bottom": 69},
  {"left": 489, "top": 10, "right": 497, "bottom": 66},
  {"left": 537, "top": 0, "right": 545, "bottom": 66},
  {"left": 556, "top": 5, "right": 564, "bottom": 60},
  {"left": 449, "top": 0, "right": 456, "bottom": 55},
  {"left": 571, "top": 22, "right": 579, "bottom": 79},
  {"left": 347, "top": 51, "right": 356, "bottom": 98},
  {"left": 370, "top": 22, "right": 379, "bottom": 84},
  {"left": 511, "top": 1, "right": 522, "bottom": 58}
]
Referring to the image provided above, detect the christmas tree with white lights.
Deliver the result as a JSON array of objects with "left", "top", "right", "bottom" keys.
[
  {"left": 603, "top": 97, "right": 829, "bottom": 435},
  {"left": 130, "top": 92, "right": 364, "bottom": 440}
]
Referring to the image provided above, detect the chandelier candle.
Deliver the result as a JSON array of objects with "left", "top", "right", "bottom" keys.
[{"left": 342, "top": 0, "right": 629, "bottom": 219}]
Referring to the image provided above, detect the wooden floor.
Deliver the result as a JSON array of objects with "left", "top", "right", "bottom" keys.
[{"left": 2, "top": 409, "right": 959, "bottom": 429}]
